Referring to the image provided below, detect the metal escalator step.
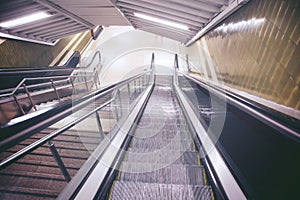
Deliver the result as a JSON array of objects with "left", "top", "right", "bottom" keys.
[
  {"left": 132, "top": 129, "right": 191, "bottom": 140},
  {"left": 128, "top": 139, "right": 194, "bottom": 152},
  {"left": 118, "top": 162, "right": 205, "bottom": 185},
  {"left": 109, "top": 181, "right": 212, "bottom": 200},
  {"left": 124, "top": 150, "right": 200, "bottom": 165}
]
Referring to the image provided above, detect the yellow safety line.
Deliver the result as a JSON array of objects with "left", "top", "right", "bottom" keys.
[
  {"left": 197, "top": 154, "right": 201, "bottom": 165},
  {"left": 107, "top": 181, "right": 115, "bottom": 200},
  {"left": 202, "top": 167, "right": 208, "bottom": 186},
  {"left": 210, "top": 187, "right": 215, "bottom": 200}
]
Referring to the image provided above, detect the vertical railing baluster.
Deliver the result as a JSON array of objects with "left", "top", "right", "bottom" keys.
[
  {"left": 69, "top": 77, "right": 76, "bottom": 94},
  {"left": 95, "top": 112, "right": 104, "bottom": 138},
  {"left": 13, "top": 95, "right": 25, "bottom": 115},
  {"left": 23, "top": 83, "right": 37, "bottom": 111},
  {"left": 51, "top": 79, "right": 61, "bottom": 101},
  {"left": 117, "top": 89, "right": 123, "bottom": 117},
  {"left": 84, "top": 76, "right": 89, "bottom": 91},
  {"left": 48, "top": 141, "right": 71, "bottom": 182}
]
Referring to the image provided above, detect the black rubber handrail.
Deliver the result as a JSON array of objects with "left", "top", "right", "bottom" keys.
[{"left": 181, "top": 72, "right": 300, "bottom": 141}]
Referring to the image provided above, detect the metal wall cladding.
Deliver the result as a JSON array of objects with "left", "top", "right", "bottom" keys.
[{"left": 201, "top": 0, "right": 300, "bottom": 109}]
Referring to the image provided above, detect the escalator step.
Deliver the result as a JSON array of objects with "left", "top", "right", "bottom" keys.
[
  {"left": 124, "top": 150, "right": 200, "bottom": 165},
  {"left": 109, "top": 181, "right": 212, "bottom": 200},
  {"left": 118, "top": 162, "right": 205, "bottom": 185}
]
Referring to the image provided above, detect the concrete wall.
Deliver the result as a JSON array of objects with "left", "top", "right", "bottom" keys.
[
  {"left": 186, "top": 0, "right": 300, "bottom": 110},
  {"left": 84, "top": 27, "right": 187, "bottom": 87}
]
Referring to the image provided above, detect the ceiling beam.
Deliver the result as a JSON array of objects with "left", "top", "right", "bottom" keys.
[
  {"left": 42, "top": 26, "right": 87, "bottom": 39},
  {"left": 11, "top": 16, "right": 65, "bottom": 32},
  {"left": 45, "top": 28, "right": 88, "bottom": 41},
  {"left": 165, "top": 0, "right": 221, "bottom": 12},
  {"left": 125, "top": 12, "right": 200, "bottom": 31},
  {"left": 124, "top": 0, "right": 215, "bottom": 18},
  {"left": 117, "top": 2, "right": 208, "bottom": 24},
  {"left": 32, "top": 0, "right": 94, "bottom": 27},
  {"left": 196, "top": 0, "right": 229, "bottom": 6},
  {"left": 129, "top": 17, "right": 196, "bottom": 36},
  {"left": 136, "top": 26, "right": 188, "bottom": 42},
  {"left": 31, "top": 22, "right": 79, "bottom": 36},
  {"left": 121, "top": 8, "right": 203, "bottom": 28}
]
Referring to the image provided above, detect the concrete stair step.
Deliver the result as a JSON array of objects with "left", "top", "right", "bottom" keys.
[
  {"left": 0, "top": 170, "right": 68, "bottom": 191},
  {"left": 0, "top": 186, "right": 58, "bottom": 199}
]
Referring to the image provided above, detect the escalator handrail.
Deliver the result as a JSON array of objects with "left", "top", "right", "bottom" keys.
[
  {"left": 0, "top": 73, "right": 97, "bottom": 98},
  {"left": 0, "top": 70, "right": 152, "bottom": 169},
  {"left": 173, "top": 56, "right": 246, "bottom": 199},
  {"left": 180, "top": 72, "right": 300, "bottom": 141},
  {"left": 75, "top": 51, "right": 101, "bottom": 70}
]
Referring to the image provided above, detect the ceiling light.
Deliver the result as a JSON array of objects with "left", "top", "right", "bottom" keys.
[
  {"left": 0, "top": 11, "right": 51, "bottom": 29},
  {"left": 134, "top": 13, "right": 189, "bottom": 31}
]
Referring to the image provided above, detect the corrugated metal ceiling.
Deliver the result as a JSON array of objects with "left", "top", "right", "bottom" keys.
[
  {"left": 116, "top": 0, "right": 228, "bottom": 43},
  {"left": 0, "top": 0, "right": 248, "bottom": 45}
]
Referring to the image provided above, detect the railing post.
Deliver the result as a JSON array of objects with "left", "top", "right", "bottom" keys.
[
  {"left": 117, "top": 89, "right": 123, "bottom": 116},
  {"left": 94, "top": 73, "right": 99, "bottom": 89},
  {"left": 127, "top": 83, "right": 131, "bottom": 104},
  {"left": 51, "top": 79, "right": 61, "bottom": 101},
  {"left": 186, "top": 54, "right": 191, "bottom": 73},
  {"left": 69, "top": 77, "right": 76, "bottom": 94},
  {"left": 23, "top": 84, "right": 37, "bottom": 111},
  {"left": 13, "top": 95, "right": 25, "bottom": 115},
  {"left": 138, "top": 78, "right": 141, "bottom": 92},
  {"left": 127, "top": 83, "right": 131, "bottom": 96},
  {"left": 84, "top": 76, "right": 89, "bottom": 91},
  {"left": 95, "top": 112, "right": 104, "bottom": 138},
  {"left": 48, "top": 141, "right": 71, "bottom": 182},
  {"left": 174, "top": 54, "right": 179, "bottom": 86},
  {"left": 113, "top": 101, "right": 119, "bottom": 121},
  {"left": 134, "top": 80, "right": 137, "bottom": 93}
]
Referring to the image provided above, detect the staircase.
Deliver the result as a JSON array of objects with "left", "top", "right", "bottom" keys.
[
  {"left": 0, "top": 127, "right": 104, "bottom": 199},
  {"left": 109, "top": 75, "right": 213, "bottom": 200}
]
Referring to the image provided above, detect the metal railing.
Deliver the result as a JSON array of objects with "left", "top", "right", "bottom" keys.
[
  {"left": 0, "top": 70, "right": 152, "bottom": 179},
  {"left": 0, "top": 51, "right": 103, "bottom": 118}
]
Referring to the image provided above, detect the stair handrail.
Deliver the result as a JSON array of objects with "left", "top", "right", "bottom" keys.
[
  {"left": 0, "top": 51, "right": 102, "bottom": 98},
  {"left": 0, "top": 74, "right": 98, "bottom": 98},
  {"left": 0, "top": 70, "right": 152, "bottom": 170},
  {"left": 75, "top": 51, "right": 101, "bottom": 71}
]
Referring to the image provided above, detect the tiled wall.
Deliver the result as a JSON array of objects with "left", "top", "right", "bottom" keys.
[
  {"left": 189, "top": 0, "right": 300, "bottom": 110},
  {"left": 0, "top": 37, "right": 73, "bottom": 67}
]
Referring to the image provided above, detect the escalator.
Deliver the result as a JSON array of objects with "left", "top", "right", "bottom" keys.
[
  {"left": 108, "top": 75, "right": 213, "bottom": 199},
  {"left": 0, "top": 53, "right": 299, "bottom": 200}
]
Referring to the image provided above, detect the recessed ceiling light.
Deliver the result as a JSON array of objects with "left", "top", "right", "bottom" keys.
[
  {"left": 134, "top": 13, "right": 189, "bottom": 31},
  {"left": 0, "top": 11, "right": 51, "bottom": 29}
]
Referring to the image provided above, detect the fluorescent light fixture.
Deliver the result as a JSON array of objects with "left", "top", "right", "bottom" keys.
[
  {"left": 134, "top": 13, "right": 189, "bottom": 30},
  {"left": 0, "top": 11, "right": 51, "bottom": 28}
]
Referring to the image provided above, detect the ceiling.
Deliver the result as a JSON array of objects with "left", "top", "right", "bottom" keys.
[
  {"left": 0, "top": 0, "right": 248, "bottom": 45},
  {"left": 115, "top": 0, "right": 228, "bottom": 43}
]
